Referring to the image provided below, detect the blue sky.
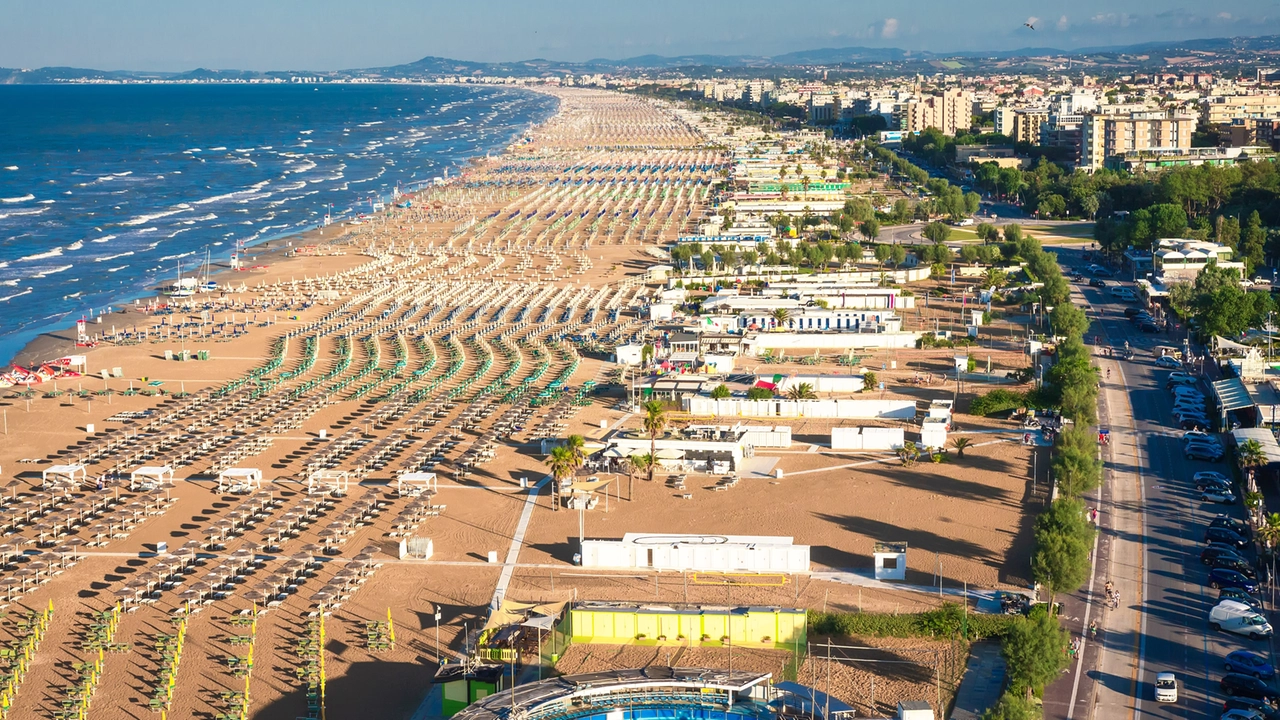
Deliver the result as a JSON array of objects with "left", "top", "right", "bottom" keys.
[{"left": 2, "top": 0, "right": 1278, "bottom": 70}]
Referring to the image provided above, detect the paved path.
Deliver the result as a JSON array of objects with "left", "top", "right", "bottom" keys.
[
  {"left": 950, "top": 642, "right": 1007, "bottom": 720},
  {"left": 490, "top": 476, "right": 549, "bottom": 611}
]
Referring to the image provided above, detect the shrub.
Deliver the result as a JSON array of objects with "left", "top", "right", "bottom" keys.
[
  {"left": 808, "top": 605, "right": 1019, "bottom": 640},
  {"left": 969, "top": 389, "right": 1030, "bottom": 417}
]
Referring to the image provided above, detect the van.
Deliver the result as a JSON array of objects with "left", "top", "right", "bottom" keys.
[
  {"left": 1210, "top": 600, "right": 1274, "bottom": 639},
  {"left": 1111, "top": 287, "right": 1137, "bottom": 300}
]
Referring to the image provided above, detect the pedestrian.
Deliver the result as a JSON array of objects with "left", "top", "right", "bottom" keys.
[
  {"left": 96, "top": 476, "right": 103, "bottom": 492},
  {"left": 1089, "top": 620, "right": 1097, "bottom": 639}
]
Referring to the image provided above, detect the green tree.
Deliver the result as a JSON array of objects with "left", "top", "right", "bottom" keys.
[
  {"left": 982, "top": 691, "right": 1042, "bottom": 720},
  {"left": 983, "top": 267, "right": 1008, "bottom": 290},
  {"left": 964, "top": 191, "right": 982, "bottom": 216},
  {"left": 1050, "top": 303, "right": 1090, "bottom": 339},
  {"left": 976, "top": 222, "right": 1000, "bottom": 244},
  {"left": 890, "top": 245, "right": 908, "bottom": 267},
  {"left": 923, "top": 221, "right": 951, "bottom": 244},
  {"left": 1243, "top": 210, "right": 1266, "bottom": 275},
  {"left": 951, "top": 437, "right": 972, "bottom": 458},
  {"left": 746, "top": 386, "right": 775, "bottom": 400},
  {"left": 1216, "top": 215, "right": 1242, "bottom": 251},
  {"left": 642, "top": 400, "right": 668, "bottom": 484},
  {"left": 546, "top": 445, "right": 577, "bottom": 511},
  {"left": 1031, "top": 499, "right": 1096, "bottom": 605},
  {"left": 874, "top": 243, "right": 892, "bottom": 267},
  {"left": 710, "top": 384, "right": 731, "bottom": 399},
  {"left": 1002, "top": 609, "right": 1071, "bottom": 697},
  {"left": 786, "top": 382, "right": 817, "bottom": 400},
  {"left": 860, "top": 218, "right": 881, "bottom": 243},
  {"left": 771, "top": 307, "right": 790, "bottom": 329}
]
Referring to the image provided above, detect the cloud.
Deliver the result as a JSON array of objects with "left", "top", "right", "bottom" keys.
[
  {"left": 881, "top": 18, "right": 899, "bottom": 39},
  {"left": 1056, "top": 15, "right": 1069, "bottom": 31},
  {"left": 1218, "top": 12, "right": 1234, "bottom": 21},
  {"left": 1090, "top": 12, "right": 1135, "bottom": 27}
]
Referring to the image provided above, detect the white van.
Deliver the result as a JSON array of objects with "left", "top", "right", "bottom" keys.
[
  {"left": 1109, "top": 286, "right": 1137, "bottom": 300},
  {"left": 1210, "top": 600, "right": 1274, "bottom": 639}
]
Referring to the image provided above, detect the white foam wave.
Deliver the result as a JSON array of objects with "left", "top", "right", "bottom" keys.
[
  {"left": 37, "top": 199, "right": 54, "bottom": 204},
  {"left": 209, "top": 146, "right": 227, "bottom": 151},
  {"left": 0, "top": 288, "right": 32, "bottom": 302},
  {"left": 95, "top": 251, "right": 135, "bottom": 263},
  {"left": 17, "top": 247, "right": 62, "bottom": 262},
  {"left": 159, "top": 252, "right": 194, "bottom": 262},
  {"left": 67, "top": 240, "right": 83, "bottom": 251},
  {"left": 33, "top": 264, "right": 72, "bottom": 278},
  {"left": 91, "top": 234, "right": 117, "bottom": 244},
  {"left": 137, "top": 227, "right": 158, "bottom": 233},
  {"left": 122, "top": 208, "right": 189, "bottom": 226},
  {"left": 1, "top": 194, "right": 34, "bottom": 203},
  {"left": 3, "top": 166, "right": 16, "bottom": 171},
  {"left": 106, "top": 265, "right": 129, "bottom": 273}
]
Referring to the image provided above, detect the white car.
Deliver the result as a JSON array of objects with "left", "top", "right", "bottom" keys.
[
  {"left": 1222, "top": 710, "right": 1267, "bottom": 720},
  {"left": 1168, "top": 371, "right": 1196, "bottom": 382},
  {"left": 1202, "top": 487, "right": 1238, "bottom": 504},
  {"left": 1155, "top": 672, "right": 1178, "bottom": 702},
  {"left": 1195, "top": 471, "right": 1230, "bottom": 484},
  {"left": 1155, "top": 356, "right": 1182, "bottom": 369}
]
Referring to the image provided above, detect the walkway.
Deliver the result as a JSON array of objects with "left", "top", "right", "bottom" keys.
[{"left": 949, "top": 642, "right": 1007, "bottom": 720}]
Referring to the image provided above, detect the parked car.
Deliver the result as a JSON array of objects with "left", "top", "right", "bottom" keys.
[
  {"left": 1168, "top": 371, "right": 1197, "bottom": 382},
  {"left": 1209, "top": 556, "right": 1256, "bottom": 576},
  {"left": 1155, "top": 672, "right": 1178, "bottom": 702},
  {"left": 1207, "top": 527, "right": 1251, "bottom": 549},
  {"left": 1227, "top": 651, "right": 1277, "bottom": 679},
  {"left": 1224, "top": 698, "right": 1280, "bottom": 720},
  {"left": 1203, "top": 487, "right": 1238, "bottom": 504},
  {"left": 1213, "top": 516, "right": 1254, "bottom": 539},
  {"left": 1155, "top": 355, "right": 1182, "bottom": 368},
  {"left": 1167, "top": 376, "right": 1199, "bottom": 388},
  {"left": 1212, "top": 600, "right": 1273, "bottom": 639},
  {"left": 1196, "top": 474, "right": 1233, "bottom": 492},
  {"left": 1209, "top": 568, "right": 1260, "bottom": 594},
  {"left": 1221, "top": 588, "right": 1266, "bottom": 611},
  {"left": 1140, "top": 322, "right": 1161, "bottom": 333},
  {"left": 1180, "top": 417, "right": 1210, "bottom": 431},
  {"left": 1203, "top": 545, "right": 1249, "bottom": 565},
  {"left": 1221, "top": 673, "right": 1280, "bottom": 704},
  {"left": 1124, "top": 307, "right": 1144, "bottom": 318},
  {"left": 1222, "top": 709, "right": 1270, "bottom": 720},
  {"left": 1186, "top": 444, "right": 1224, "bottom": 461}
]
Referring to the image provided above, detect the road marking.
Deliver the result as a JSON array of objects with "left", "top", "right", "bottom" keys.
[{"left": 1121, "top": 360, "right": 1150, "bottom": 720}]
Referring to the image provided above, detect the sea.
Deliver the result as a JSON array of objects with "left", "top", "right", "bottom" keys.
[{"left": 0, "top": 83, "right": 560, "bottom": 365}]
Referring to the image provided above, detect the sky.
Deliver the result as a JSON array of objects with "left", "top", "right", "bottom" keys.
[{"left": 2, "top": 0, "right": 1278, "bottom": 71}]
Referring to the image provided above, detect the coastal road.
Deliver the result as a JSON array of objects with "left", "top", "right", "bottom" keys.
[{"left": 1055, "top": 248, "right": 1272, "bottom": 720}]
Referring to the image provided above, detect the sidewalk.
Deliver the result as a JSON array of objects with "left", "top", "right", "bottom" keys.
[{"left": 1040, "top": 352, "right": 1145, "bottom": 720}]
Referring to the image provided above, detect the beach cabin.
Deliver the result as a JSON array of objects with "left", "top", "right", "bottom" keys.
[
  {"left": 217, "top": 468, "right": 263, "bottom": 494},
  {"left": 874, "top": 541, "right": 908, "bottom": 581},
  {"left": 129, "top": 466, "right": 174, "bottom": 492}
]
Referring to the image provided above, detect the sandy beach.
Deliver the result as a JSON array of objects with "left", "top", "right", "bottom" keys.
[{"left": 0, "top": 87, "right": 1043, "bottom": 719}]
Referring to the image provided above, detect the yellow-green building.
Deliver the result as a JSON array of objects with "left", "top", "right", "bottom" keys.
[{"left": 568, "top": 603, "right": 806, "bottom": 649}]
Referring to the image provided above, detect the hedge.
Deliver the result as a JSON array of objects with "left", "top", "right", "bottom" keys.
[
  {"left": 808, "top": 605, "right": 1021, "bottom": 640},
  {"left": 969, "top": 389, "right": 1031, "bottom": 417}
]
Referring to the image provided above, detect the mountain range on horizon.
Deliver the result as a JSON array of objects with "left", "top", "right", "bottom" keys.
[{"left": 2, "top": 33, "right": 1275, "bottom": 84}]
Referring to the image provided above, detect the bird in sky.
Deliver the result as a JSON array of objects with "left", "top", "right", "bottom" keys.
[{"left": 1024, "top": 20, "right": 1036, "bottom": 30}]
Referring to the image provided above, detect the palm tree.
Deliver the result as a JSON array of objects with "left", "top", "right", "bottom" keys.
[
  {"left": 897, "top": 441, "right": 920, "bottom": 467},
  {"left": 545, "top": 445, "right": 576, "bottom": 512},
  {"left": 786, "top": 382, "right": 817, "bottom": 400},
  {"left": 1258, "top": 513, "right": 1280, "bottom": 551},
  {"left": 1240, "top": 438, "right": 1266, "bottom": 489},
  {"left": 951, "top": 437, "right": 972, "bottom": 458},
  {"left": 564, "top": 434, "right": 587, "bottom": 469},
  {"left": 982, "top": 267, "right": 1007, "bottom": 290},
  {"left": 627, "top": 454, "right": 654, "bottom": 500},
  {"left": 642, "top": 400, "right": 667, "bottom": 484},
  {"left": 771, "top": 307, "right": 790, "bottom": 331}
]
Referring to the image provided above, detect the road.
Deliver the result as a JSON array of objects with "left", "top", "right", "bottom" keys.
[{"left": 1048, "top": 247, "right": 1274, "bottom": 720}]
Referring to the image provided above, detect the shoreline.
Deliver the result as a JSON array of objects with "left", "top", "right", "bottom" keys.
[{"left": 2, "top": 87, "right": 562, "bottom": 369}]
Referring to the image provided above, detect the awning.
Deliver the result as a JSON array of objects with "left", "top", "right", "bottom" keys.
[
  {"left": 1213, "top": 377, "right": 1254, "bottom": 412},
  {"left": 656, "top": 448, "right": 686, "bottom": 459}
]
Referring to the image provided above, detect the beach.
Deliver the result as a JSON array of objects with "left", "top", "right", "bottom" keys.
[{"left": 0, "top": 87, "right": 1042, "bottom": 719}]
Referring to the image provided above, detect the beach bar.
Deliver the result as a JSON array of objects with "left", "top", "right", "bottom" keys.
[
  {"left": 216, "top": 468, "right": 263, "bottom": 494},
  {"left": 129, "top": 465, "right": 174, "bottom": 491},
  {"left": 567, "top": 602, "right": 807, "bottom": 648},
  {"left": 42, "top": 464, "right": 87, "bottom": 490}
]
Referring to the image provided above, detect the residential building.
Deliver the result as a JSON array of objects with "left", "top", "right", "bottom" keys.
[
  {"left": 1041, "top": 114, "right": 1085, "bottom": 162},
  {"left": 993, "top": 107, "right": 1016, "bottom": 137},
  {"left": 1011, "top": 110, "right": 1049, "bottom": 144},
  {"left": 1107, "top": 146, "right": 1276, "bottom": 172},
  {"left": 1220, "top": 117, "right": 1280, "bottom": 149},
  {"left": 896, "top": 88, "right": 974, "bottom": 136},
  {"left": 1080, "top": 112, "right": 1196, "bottom": 171},
  {"left": 1202, "top": 95, "right": 1280, "bottom": 125}
]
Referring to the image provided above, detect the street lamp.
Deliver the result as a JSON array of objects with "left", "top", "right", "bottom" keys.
[{"left": 435, "top": 609, "right": 442, "bottom": 664}]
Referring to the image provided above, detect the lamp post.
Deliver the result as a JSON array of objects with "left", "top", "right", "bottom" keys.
[{"left": 435, "top": 609, "right": 442, "bottom": 664}]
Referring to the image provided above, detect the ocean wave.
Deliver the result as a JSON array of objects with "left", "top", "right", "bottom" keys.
[
  {"left": 159, "top": 252, "right": 195, "bottom": 262},
  {"left": 168, "top": 228, "right": 192, "bottom": 238},
  {"left": 137, "top": 227, "right": 158, "bottom": 233},
  {"left": 67, "top": 240, "right": 83, "bottom": 251},
  {"left": 209, "top": 146, "right": 227, "bottom": 151},
  {"left": 91, "top": 234, "right": 117, "bottom": 243},
  {"left": 0, "top": 279, "right": 17, "bottom": 286},
  {"left": 359, "top": 121, "right": 384, "bottom": 127},
  {"left": 234, "top": 148, "right": 256, "bottom": 153},
  {"left": 278, "top": 181, "right": 307, "bottom": 192},
  {"left": 0, "top": 206, "right": 49, "bottom": 220},
  {"left": 288, "top": 160, "right": 317, "bottom": 174},
  {"left": 184, "top": 148, "right": 202, "bottom": 154},
  {"left": 16, "top": 247, "right": 62, "bottom": 262},
  {"left": 32, "top": 264, "right": 73, "bottom": 278},
  {"left": 193, "top": 213, "right": 217, "bottom": 222},
  {"left": 106, "top": 265, "right": 129, "bottom": 273},
  {"left": 122, "top": 207, "right": 189, "bottom": 226},
  {"left": 3, "top": 166, "right": 16, "bottom": 171},
  {"left": 1, "top": 194, "right": 35, "bottom": 203},
  {"left": 95, "top": 251, "right": 135, "bottom": 263},
  {"left": 0, "top": 288, "right": 32, "bottom": 302}
]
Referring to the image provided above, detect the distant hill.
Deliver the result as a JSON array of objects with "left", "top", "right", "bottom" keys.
[{"left": 4, "top": 34, "right": 1280, "bottom": 84}]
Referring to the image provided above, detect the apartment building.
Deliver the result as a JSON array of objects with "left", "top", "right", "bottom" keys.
[
  {"left": 1202, "top": 95, "right": 1280, "bottom": 125},
  {"left": 895, "top": 88, "right": 974, "bottom": 136},
  {"left": 1041, "top": 114, "right": 1084, "bottom": 161},
  {"left": 1080, "top": 111, "right": 1195, "bottom": 171},
  {"left": 1011, "top": 110, "right": 1049, "bottom": 144}
]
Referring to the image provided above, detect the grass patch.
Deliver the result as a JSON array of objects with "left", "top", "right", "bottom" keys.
[{"left": 1023, "top": 223, "right": 1095, "bottom": 239}]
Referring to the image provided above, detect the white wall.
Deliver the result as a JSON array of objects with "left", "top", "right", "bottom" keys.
[
  {"left": 687, "top": 397, "right": 917, "bottom": 419},
  {"left": 580, "top": 539, "right": 810, "bottom": 572},
  {"left": 749, "top": 332, "right": 920, "bottom": 353},
  {"left": 831, "top": 427, "right": 905, "bottom": 450}
]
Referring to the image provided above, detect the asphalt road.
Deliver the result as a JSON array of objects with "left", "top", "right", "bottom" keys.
[{"left": 1057, "top": 246, "right": 1275, "bottom": 720}]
